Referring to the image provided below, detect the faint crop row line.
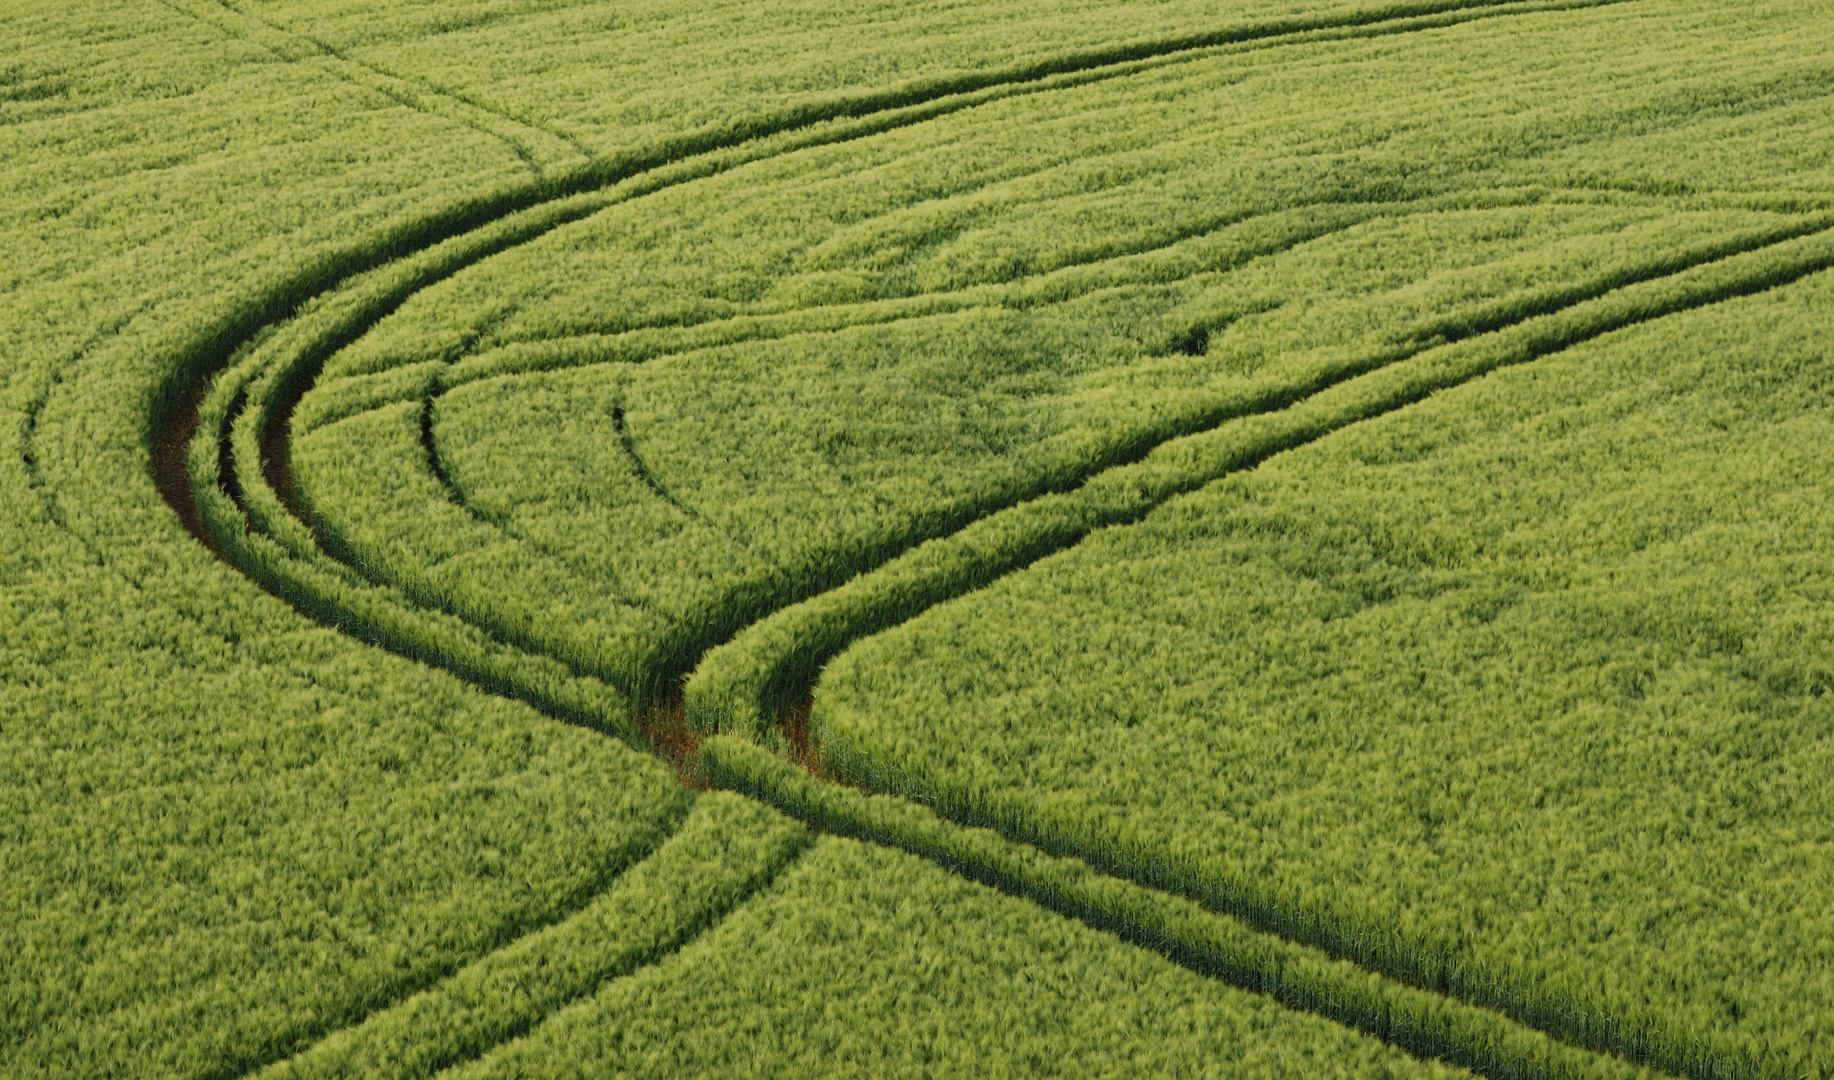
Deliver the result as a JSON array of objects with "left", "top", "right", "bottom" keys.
[
  {"left": 151, "top": 0, "right": 589, "bottom": 175},
  {"left": 436, "top": 180, "right": 1673, "bottom": 370},
  {"left": 420, "top": 187, "right": 1667, "bottom": 388}
]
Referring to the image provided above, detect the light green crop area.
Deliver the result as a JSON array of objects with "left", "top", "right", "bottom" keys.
[{"left": 8, "top": 0, "right": 1833, "bottom": 1077}]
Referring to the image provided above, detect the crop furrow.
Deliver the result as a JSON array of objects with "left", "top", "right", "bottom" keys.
[
  {"left": 150, "top": 0, "right": 579, "bottom": 175},
  {"left": 609, "top": 404, "right": 699, "bottom": 520}
]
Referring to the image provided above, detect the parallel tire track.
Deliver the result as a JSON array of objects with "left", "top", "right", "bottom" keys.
[
  {"left": 163, "top": 0, "right": 1633, "bottom": 704},
  {"left": 685, "top": 217, "right": 1834, "bottom": 740},
  {"left": 134, "top": 4, "right": 1798, "bottom": 1079}
]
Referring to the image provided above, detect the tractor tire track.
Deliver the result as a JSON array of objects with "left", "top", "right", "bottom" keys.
[
  {"left": 130, "top": 5, "right": 1774, "bottom": 1079},
  {"left": 176, "top": 0, "right": 1638, "bottom": 702}
]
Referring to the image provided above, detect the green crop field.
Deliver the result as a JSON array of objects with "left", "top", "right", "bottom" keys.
[{"left": 7, "top": 0, "right": 1834, "bottom": 1077}]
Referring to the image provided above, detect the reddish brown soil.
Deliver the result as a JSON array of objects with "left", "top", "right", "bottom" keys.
[
  {"left": 150, "top": 381, "right": 222, "bottom": 557},
  {"left": 632, "top": 684, "right": 825, "bottom": 790},
  {"left": 259, "top": 380, "right": 302, "bottom": 509},
  {"left": 633, "top": 687, "right": 707, "bottom": 788}
]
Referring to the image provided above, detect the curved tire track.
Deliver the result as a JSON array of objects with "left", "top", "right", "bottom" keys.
[{"left": 141, "top": 5, "right": 1805, "bottom": 1079}]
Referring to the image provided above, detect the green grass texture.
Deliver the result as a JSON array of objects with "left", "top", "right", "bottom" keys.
[{"left": 9, "top": 0, "right": 1834, "bottom": 1077}]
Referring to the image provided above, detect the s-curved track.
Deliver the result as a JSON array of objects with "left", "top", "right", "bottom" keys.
[{"left": 140, "top": 4, "right": 1832, "bottom": 1079}]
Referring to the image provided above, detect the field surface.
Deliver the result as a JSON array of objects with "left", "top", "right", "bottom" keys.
[{"left": 5, "top": 1, "right": 1833, "bottom": 1077}]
